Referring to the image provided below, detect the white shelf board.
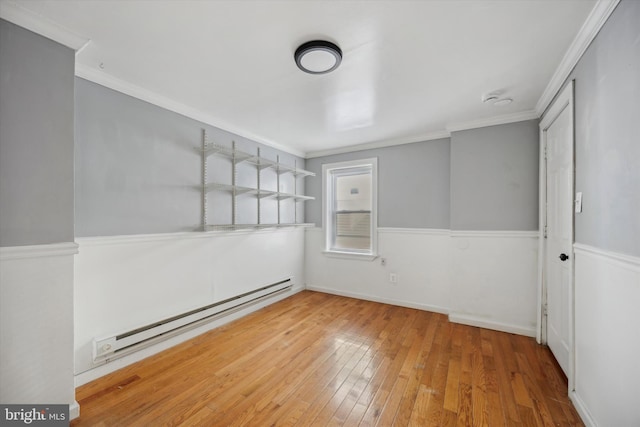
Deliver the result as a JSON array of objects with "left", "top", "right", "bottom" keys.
[
  {"left": 204, "top": 144, "right": 314, "bottom": 177},
  {"left": 205, "top": 183, "right": 257, "bottom": 196}
]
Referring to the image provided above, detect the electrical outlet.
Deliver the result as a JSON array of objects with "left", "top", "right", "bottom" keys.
[
  {"left": 381, "top": 258, "right": 387, "bottom": 266},
  {"left": 389, "top": 273, "right": 398, "bottom": 284}
]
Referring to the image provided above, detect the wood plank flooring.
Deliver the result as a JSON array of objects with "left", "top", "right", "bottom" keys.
[{"left": 72, "top": 291, "right": 583, "bottom": 426}]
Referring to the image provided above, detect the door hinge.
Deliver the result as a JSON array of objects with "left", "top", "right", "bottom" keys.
[
  {"left": 544, "top": 146, "right": 548, "bottom": 160},
  {"left": 544, "top": 224, "right": 547, "bottom": 238},
  {"left": 543, "top": 304, "right": 548, "bottom": 316}
]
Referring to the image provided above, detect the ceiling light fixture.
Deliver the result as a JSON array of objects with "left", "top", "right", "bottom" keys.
[{"left": 294, "top": 40, "right": 342, "bottom": 74}]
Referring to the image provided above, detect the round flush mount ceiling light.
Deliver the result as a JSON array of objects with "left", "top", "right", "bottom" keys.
[{"left": 294, "top": 40, "right": 342, "bottom": 74}]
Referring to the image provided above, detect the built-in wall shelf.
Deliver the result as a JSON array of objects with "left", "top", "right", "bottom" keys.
[
  {"left": 201, "top": 129, "right": 314, "bottom": 230},
  {"left": 205, "top": 183, "right": 276, "bottom": 198},
  {"left": 204, "top": 142, "right": 315, "bottom": 177},
  {"left": 204, "top": 183, "right": 313, "bottom": 202}
]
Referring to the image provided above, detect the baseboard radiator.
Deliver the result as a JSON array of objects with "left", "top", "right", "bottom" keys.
[{"left": 92, "top": 278, "right": 292, "bottom": 363}]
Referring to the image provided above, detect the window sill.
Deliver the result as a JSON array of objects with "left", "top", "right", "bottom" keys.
[{"left": 322, "top": 251, "right": 378, "bottom": 261}]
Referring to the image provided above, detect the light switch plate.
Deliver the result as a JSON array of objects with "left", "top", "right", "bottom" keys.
[{"left": 575, "top": 192, "right": 583, "bottom": 213}]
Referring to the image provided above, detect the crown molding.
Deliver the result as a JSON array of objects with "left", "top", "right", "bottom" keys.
[
  {"left": 305, "top": 130, "right": 450, "bottom": 159},
  {"left": 75, "top": 63, "right": 306, "bottom": 158},
  {"left": 446, "top": 110, "right": 539, "bottom": 134},
  {"left": 535, "top": 0, "right": 620, "bottom": 116},
  {"left": 306, "top": 109, "right": 540, "bottom": 158},
  {"left": 0, "top": 0, "right": 90, "bottom": 51}
]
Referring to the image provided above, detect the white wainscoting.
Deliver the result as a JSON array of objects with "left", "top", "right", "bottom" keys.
[
  {"left": 572, "top": 244, "right": 640, "bottom": 427},
  {"left": 305, "top": 227, "right": 539, "bottom": 336},
  {"left": 449, "top": 230, "right": 539, "bottom": 336},
  {"left": 74, "top": 228, "right": 305, "bottom": 385},
  {"left": 306, "top": 227, "right": 451, "bottom": 314},
  {"left": 0, "top": 243, "right": 79, "bottom": 419}
]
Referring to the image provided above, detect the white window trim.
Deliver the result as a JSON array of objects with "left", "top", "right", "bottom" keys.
[{"left": 322, "top": 158, "right": 378, "bottom": 260}]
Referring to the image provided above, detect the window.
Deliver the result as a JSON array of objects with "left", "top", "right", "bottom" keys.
[{"left": 322, "top": 158, "right": 377, "bottom": 259}]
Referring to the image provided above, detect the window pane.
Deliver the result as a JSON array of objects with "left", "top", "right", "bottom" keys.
[{"left": 332, "top": 172, "right": 371, "bottom": 251}]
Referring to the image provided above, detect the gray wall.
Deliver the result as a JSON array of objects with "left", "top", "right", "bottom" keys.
[
  {"left": 305, "top": 139, "right": 451, "bottom": 228},
  {"left": 306, "top": 120, "right": 539, "bottom": 231},
  {"left": 450, "top": 120, "right": 540, "bottom": 231},
  {"left": 75, "top": 78, "right": 305, "bottom": 237},
  {"left": 0, "top": 19, "right": 75, "bottom": 247},
  {"left": 562, "top": 0, "right": 640, "bottom": 257}
]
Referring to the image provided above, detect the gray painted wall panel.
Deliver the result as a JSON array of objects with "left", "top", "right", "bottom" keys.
[
  {"left": 0, "top": 19, "right": 75, "bottom": 247},
  {"left": 565, "top": 0, "right": 640, "bottom": 257},
  {"left": 450, "top": 120, "right": 540, "bottom": 231},
  {"left": 75, "top": 78, "right": 305, "bottom": 237},
  {"left": 305, "top": 139, "right": 451, "bottom": 228}
]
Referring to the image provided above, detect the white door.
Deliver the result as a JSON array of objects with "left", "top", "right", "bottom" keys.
[{"left": 542, "top": 82, "right": 574, "bottom": 378}]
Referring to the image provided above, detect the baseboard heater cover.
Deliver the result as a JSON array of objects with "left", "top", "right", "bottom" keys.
[{"left": 92, "top": 278, "right": 292, "bottom": 363}]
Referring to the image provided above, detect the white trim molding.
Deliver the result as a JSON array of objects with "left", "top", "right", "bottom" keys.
[
  {"left": 446, "top": 110, "right": 539, "bottom": 134},
  {"left": 448, "top": 312, "right": 537, "bottom": 337},
  {"left": 307, "top": 227, "right": 536, "bottom": 238},
  {"left": 537, "top": 80, "right": 575, "bottom": 347},
  {"left": 570, "top": 391, "right": 597, "bottom": 427},
  {"left": 0, "top": 1, "right": 90, "bottom": 51},
  {"left": 75, "top": 65, "right": 305, "bottom": 158},
  {"left": 321, "top": 157, "right": 378, "bottom": 258},
  {"left": 69, "top": 401, "right": 80, "bottom": 421},
  {"left": 0, "top": 242, "right": 79, "bottom": 260},
  {"left": 75, "top": 227, "right": 301, "bottom": 247},
  {"left": 306, "top": 285, "right": 449, "bottom": 315},
  {"left": 574, "top": 243, "right": 640, "bottom": 272},
  {"left": 450, "top": 230, "right": 539, "bottom": 238},
  {"left": 306, "top": 111, "right": 539, "bottom": 159},
  {"left": 536, "top": 0, "right": 620, "bottom": 115},
  {"left": 305, "top": 130, "right": 450, "bottom": 159},
  {"left": 321, "top": 251, "right": 377, "bottom": 262},
  {"left": 377, "top": 227, "right": 450, "bottom": 236}
]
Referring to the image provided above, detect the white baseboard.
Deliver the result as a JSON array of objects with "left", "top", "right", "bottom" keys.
[
  {"left": 306, "top": 285, "right": 537, "bottom": 338},
  {"left": 571, "top": 390, "right": 597, "bottom": 427},
  {"left": 69, "top": 401, "right": 80, "bottom": 420},
  {"left": 448, "top": 312, "right": 536, "bottom": 337},
  {"left": 305, "top": 285, "right": 449, "bottom": 315}
]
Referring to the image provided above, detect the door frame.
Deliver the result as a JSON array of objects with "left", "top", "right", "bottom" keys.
[{"left": 537, "top": 80, "right": 575, "bottom": 391}]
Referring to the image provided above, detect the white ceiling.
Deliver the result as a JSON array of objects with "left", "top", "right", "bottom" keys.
[{"left": 4, "top": 0, "right": 598, "bottom": 156}]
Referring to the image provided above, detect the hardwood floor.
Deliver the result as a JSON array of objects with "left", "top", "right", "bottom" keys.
[{"left": 72, "top": 291, "right": 583, "bottom": 426}]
